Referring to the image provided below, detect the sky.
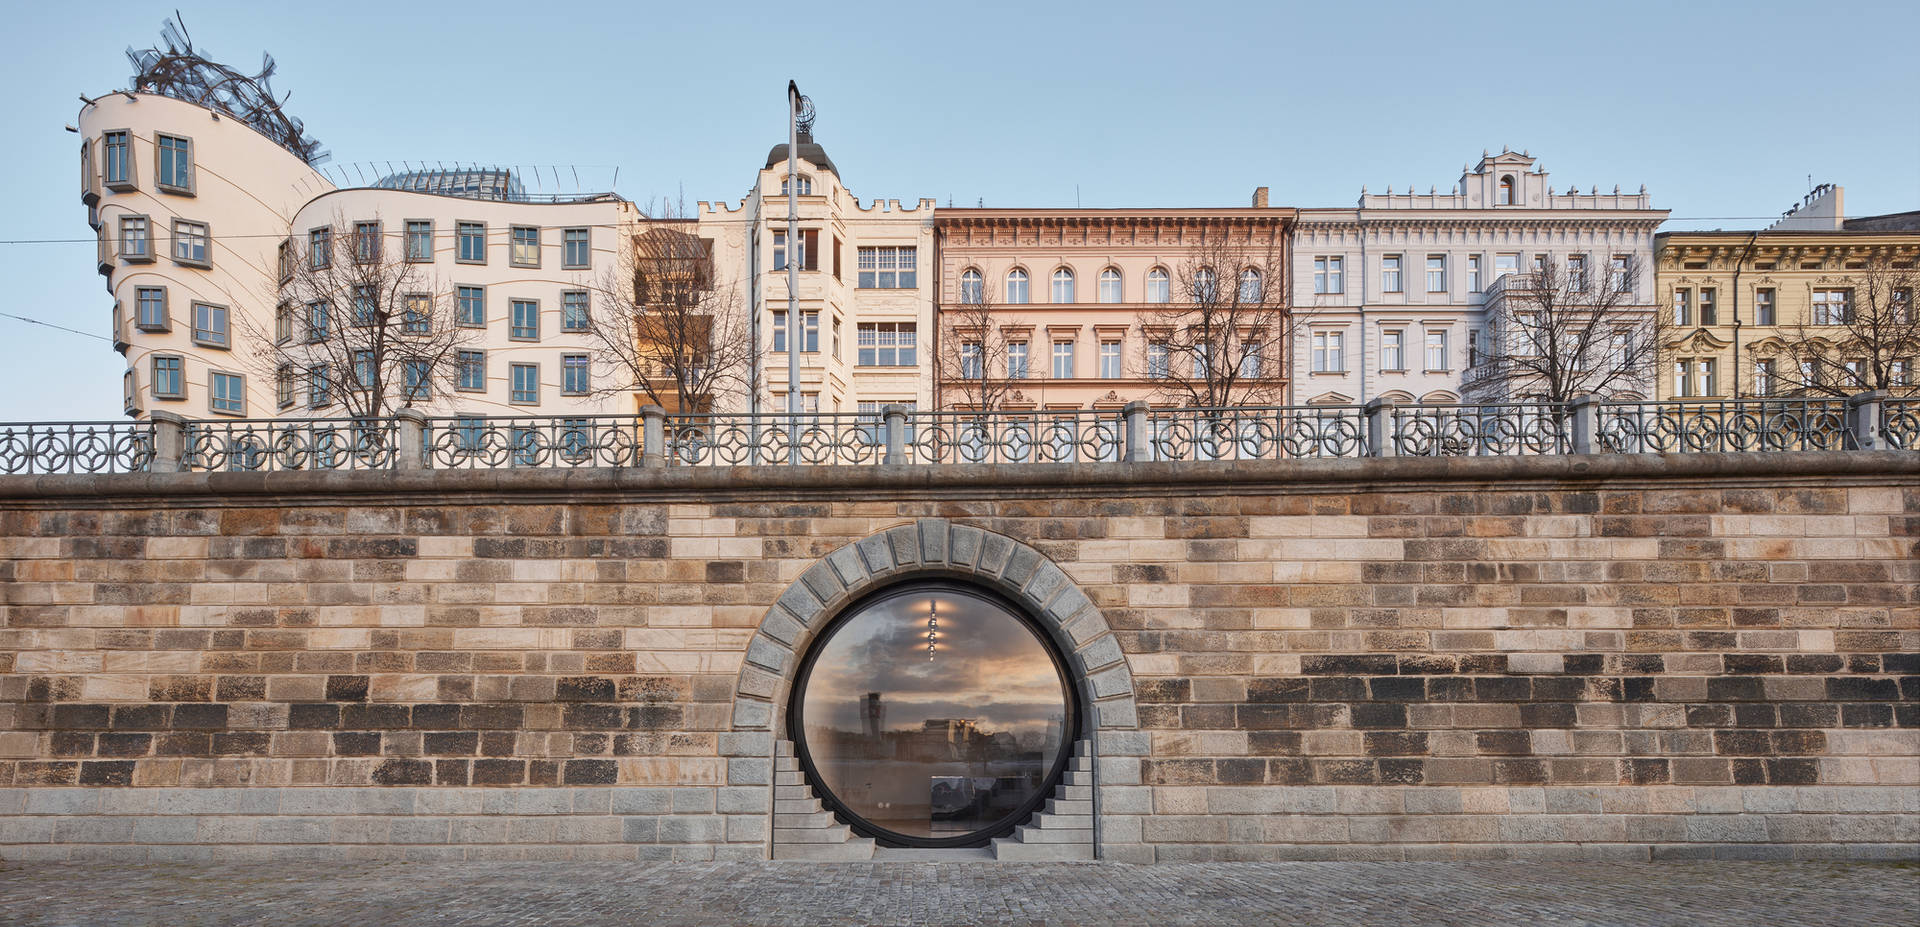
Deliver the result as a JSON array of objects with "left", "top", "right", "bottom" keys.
[{"left": 3, "top": 0, "right": 1916, "bottom": 422}]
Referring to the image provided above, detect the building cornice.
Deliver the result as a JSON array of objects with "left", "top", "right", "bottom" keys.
[{"left": 935, "top": 208, "right": 1296, "bottom": 229}]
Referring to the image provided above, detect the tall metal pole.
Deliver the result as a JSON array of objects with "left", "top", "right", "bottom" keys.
[{"left": 786, "top": 81, "right": 803, "bottom": 464}]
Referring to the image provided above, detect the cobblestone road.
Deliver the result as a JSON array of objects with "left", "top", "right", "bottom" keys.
[{"left": 1, "top": 860, "right": 1913, "bottom": 926}]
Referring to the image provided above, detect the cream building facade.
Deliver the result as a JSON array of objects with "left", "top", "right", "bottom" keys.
[{"left": 1290, "top": 150, "right": 1667, "bottom": 405}]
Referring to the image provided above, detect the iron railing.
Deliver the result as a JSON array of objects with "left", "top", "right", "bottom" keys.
[{"left": 2, "top": 395, "right": 1913, "bottom": 475}]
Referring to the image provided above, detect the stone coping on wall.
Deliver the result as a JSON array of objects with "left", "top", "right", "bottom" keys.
[{"left": 1, "top": 451, "right": 1914, "bottom": 506}]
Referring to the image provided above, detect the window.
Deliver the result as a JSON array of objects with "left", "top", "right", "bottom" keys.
[
  {"left": 1567, "top": 254, "right": 1588, "bottom": 290},
  {"left": 781, "top": 175, "right": 812, "bottom": 195},
  {"left": 1675, "top": 358, "right": 1717, "bottom": 398},
  {"left": 1098, "top": 268, "right": 1122, "bottom": 303},
  {"left": 1611, "top": 255, "right": 1631, "bottom": 292},
  {"left": 561, "top": 290, "right": 590, "bottom": 332},
  {"left": 1007, "top": 341, "right": 1029, "bottom": 379},
  {"left": 277, "top": 238, "right": 294, "bottom": 281},
  {"left": 773, "top": 310, "right": 821, "bottom": 353},
  {"left": 171, "top": 219, "right": 209, "bottom": 266},
  {"left": 456, "top": 351, "right": 486, "bottom": 392},
  {"left": 191, "top": 302, "right": 228, "bottom": 348},
  {"left": 1607, "top": 331, "right": 1631, "bottom": 372},
  {"left": 1467, "top": 255, "right": 1483, "bottom": 292},
  {"left": 305, "top": 301, "right": 329, "bottom": 342},
  {"left": 1426, "top": 255, "right": 1446, "bottom": 293},
  {"left": 856, "top": 321, "right": 915, "bottom": 366},
  {"left": 959, "top": 342, "right": 983, "bottom": 380},
  {"left": 1673, "top": 288, "right": 1691, "bottom": 326},
  {"left": 403, "top": 359, "right": 431, "bottom": 401},
  {"left": 210, "top": 372, "right": 244, "bottom": 415},
  {"left": 352, "top": 350, "right": 376, "bottom": 389},
  {"left": 119, "top": 216, "right": 151, "bottom": 261},
  {"left": 1192, "top": 267, "right": 1218, "bottom": 301},
  {"left": 404, "top": 220, "right": 432, "bottom": 262},
  {"left": 1532, "top": 254, "right": 1548, "bottom": 274},
  {"left": 1312, "top": 256, "right": 1344, "bottom": 295},
  {"left": 1237, "top": 345, "right": 1262, "bottom": 379},
  {"left": 510, "top": 226, "right": 540, "bottom": 267},
  {"left": 1312, "top": 331, "right": 1344, "bottom": 373},
  {"left": 833, "top": 316, "right": 842, "bottom": 359},
  {"left": 310, "top": 227, "right": 332, "bottom": 268},
  {"left": 563, "top": 228, "right": 591, "bottom": 269},
  {"left": 308, "top": 364, "right": 331, "bottom": 407},
  {"left": 510, "top": 299, "right": 539, "bottom": 340},
  {"left": 103, "top": 130, "right": 132, "bottom": 188},
  {"left": 275, "top": 303, "right": 292, "bottom": 344},
  {"left": 1468, "top": 329, "right": 1481, "bottom": 368},
  {"left": 1239, "top": 268, "right": 1262, "bottom": 302},
  {"left": 1146, "top": 267, "right": 1170, "bottom": 303},
  {"left": 561, "top": 354, "right": 590, "bottom": 395},
  {"left": 1381, "top": 255, "right": 1403, "bottom": 293},
  {"left": 457, "top": 286, "right": 485, "bottom": 327},
  {"left": 275, "top": 364, "right": 295, "bottom": 408},
  {"left": 959, "top": 268, "right": 984, "bottom": 304},
  {"left": 151, "top": 355, "right": 184, "bottom": 399},
  {"left": 1812, "top": 289, "right": 1850, "bottom": 324},
  {"left": 1381, "top": 330, "right": 1405, "bottom": 371},
  {"left": 402, "top": 294, "right": 430, "bottom": 334},
  {"left": 1674, "top": 360, "right": 1692, "bottom": 397},
  {"left": 1495, "top": 253, "right": 1519, "bottom": 279},
  {"left": 1700, "top": 358, "right": 1718, "bottom": 396},
  {"left": 156, "top": 134, "right": 193, "bottom": 193},
  {"left": 1051, "top": 340, "right": 1075, "bottom": 379},
  {"left": 457, "top": 222, "right": 486, "bottom": 263},
  {"left": 773, "top": 229, "right": 818, "bottom": 272},
  {"left": 510, "top": 363, "right": 540, "bottom": 405},
  {"left": 1099, "top": 340, "right": 1122, "bottom": 378},
  {"left": 1146, "top": 341, "right": 1168, "bottom": 379},
  {"left": 1005, "top": 268, "right": 1030, "bottom": 304},
  {"left": 1699, "top": 287, "right": 1717, "bottom": 325},
  {"left": 1893, "top": 288, "right": 1913, "bottom": 324},
  {"left": 352, "top": 285, "right": 377, "bottom": 326},
  {"left": 1498, "top": 174, "right": 1514, "bottom": 205},
  {"left": 1051, "top": 268, "right": 1076, "bottom": 303},
  {"left": 353, "top": 221, "right": 380, "bottom": 262},
  {"left": 1753, "top": 358, "right": 1775, "bottom": 397},
  {"left": 857, "top": 246, "right": 916, "bottom": 288},
  {"left": 1425, "top": 330, "right": 1448, "bottom": 371}
]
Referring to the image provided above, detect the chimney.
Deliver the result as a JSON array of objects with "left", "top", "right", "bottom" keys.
[{"left": 1251, "top": 186, "right": 1269, "bottom": 208}]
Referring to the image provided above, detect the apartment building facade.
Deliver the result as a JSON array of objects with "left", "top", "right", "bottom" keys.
[{"left": 1290, "top": 150, "right": 1667, "bottom": 405}]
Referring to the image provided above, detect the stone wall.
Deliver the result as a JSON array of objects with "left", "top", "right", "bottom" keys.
[{"left": 0, "top": 453, "right": 1914, "bottom": 861}]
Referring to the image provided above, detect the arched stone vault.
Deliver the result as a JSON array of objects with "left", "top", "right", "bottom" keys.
[{"left": 729, "top": 517, "right": 1139, "bottom": 744}]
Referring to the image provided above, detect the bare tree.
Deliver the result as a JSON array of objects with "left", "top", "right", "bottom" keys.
[
  {"left": 252, "top": 213, "right": 474, "bottom": 418},
  {"left": 1147, "top": 228, "right": 1294, "bottom": 408},
  {"left": 582, "top": 213, "right": 752, "bottom": 414},
  {"left": 936, "top": 278, "right": 1017, "bottom": 411},
  {"left": 1755, "top": 255, "right": 1919, "bottom": 397},
  {"left": 1464, "top": 255, "right": 1655, "bottom": 403}
]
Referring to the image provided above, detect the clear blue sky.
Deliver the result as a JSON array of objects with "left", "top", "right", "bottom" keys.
[{"left": 4, "top": 0, "right": 1916, "bottom": 421}]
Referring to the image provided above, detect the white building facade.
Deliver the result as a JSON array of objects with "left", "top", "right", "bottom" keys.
[{"left": 1290, "top": 150, "right": 1667, "bottom": 405}]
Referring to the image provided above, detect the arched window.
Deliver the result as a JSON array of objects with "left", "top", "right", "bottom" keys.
[
  {"left": 959, "top": 268, "right": 984, "bottom": 305},
  {"left": 1145, "top": 267, "right": 1170, "bottom": 304},
  {"left": 1192, "top": 267, "right": 1218, "bottom": 301},
  {"left": 781, "top": 175, "right": 813, "bottom": 195},
  {"left": 1238, "top": 268, "right": 1262, "bottom": 302},
  {"left": 1098, "top": 268, "right": 1122, "bottom": 303},
  {"left": 1051, "top": 267, "right": 1076, "bottom": 304},
  {"left": 1498, "top": 175, "right": 1515, "bottom": 206},
  {"left": 1005, "top": 268, "right": 1030, "bottom": 304}
]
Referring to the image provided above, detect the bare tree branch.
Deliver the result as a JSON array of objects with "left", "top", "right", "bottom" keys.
[
  {"left": 1756, "top": 254, "right": 1919, "bottom": 397},
  {"left": 1146, "top": 226, "right": 1295, "bottom": 407},
  {"left": 1465, "top": 255, "right": 1654, "bottom": 403},
  {"left": 935, "top": 281, "right": 1016, "bottom": 411}
]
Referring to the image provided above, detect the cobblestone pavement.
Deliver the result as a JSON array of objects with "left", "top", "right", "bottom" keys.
[{"left": 1, "top": 860, "right": 1914, "bottom": 926}]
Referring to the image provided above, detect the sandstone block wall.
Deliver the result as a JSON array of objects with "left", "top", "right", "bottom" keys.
[{"left": 0, "top": 454, "right": 1914, "bottom": 861}]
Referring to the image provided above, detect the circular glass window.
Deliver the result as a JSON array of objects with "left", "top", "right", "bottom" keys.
[{"left": 793, "top": 585, "right": 1075, "bottom": 847}]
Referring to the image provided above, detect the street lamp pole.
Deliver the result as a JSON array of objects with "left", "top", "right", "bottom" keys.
[{"left": 785, "top": 80, "right": 803, "bottom": 463}]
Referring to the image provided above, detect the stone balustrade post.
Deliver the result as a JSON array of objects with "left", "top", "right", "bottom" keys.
[
  {"left": 882, "top": 404, "right": 908, "bottom": 465},
  {"left": 1122, "top": 401, "right": 1151, "bottom": 463},
  {"left": 148, "top": 410, "right": 186, "bottom": 474},
  {"left": 640, "top": 405, "right": 666, "bottom": 467},
  {"left": 393, "top": 408, "right": 428, "bottom": 470},
  {"left": 1364, "top": 398, "right": 1397, "bottom": 458},
  {"left": 1846, "top": 390, "right": 1888, "bottom": 450},
  {"left": 1567, "top": 394, "right": 1600, "bottom": 455}
]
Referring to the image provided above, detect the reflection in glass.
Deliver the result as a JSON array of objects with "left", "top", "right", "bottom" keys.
[{"left": 798, "top": 588, "right": 1069, "bottom": 843}]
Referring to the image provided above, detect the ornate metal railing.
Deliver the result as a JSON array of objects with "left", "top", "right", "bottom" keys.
[
  {"left": 182, "top": 418, "right": 396, "bottom": 472},
  {"left": 0, "top": 421, "right": 153, "bottom": 474},
  {"left": 1595, "top": 399, "right": 1852, "bottom": 453},
  {"left": 1392, "top": 403, "right": 1571, "bottom": 457},
  {"left": 4, "top": 395, "right": 1914, "bottom": 476},
  {"left": 1147, "top": 406, "right": 1367, "bottom": 460},
  {"left": 425, "top": 415, "right": 643, "bottom": 469}
]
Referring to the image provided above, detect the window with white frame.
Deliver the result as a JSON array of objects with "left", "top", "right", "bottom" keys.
[
  {"left": 1312, "top": 331, "right": 1344, "bottom": 373},
  {"left": 857, "top": 246, "right": 917, "bottom": 288},
  {"left": 1425, "top": 330, "right": 1448, "bottom": 371},
  {"left": 352, "top": 350, "right": 375, "bottom": 389},
  {"left": 1753, "top": 358, "right": 1775, "bottom": 396},
  {"left": 1381, "top": 255, "right": 1403, "bottom": 293},
  {"left": 856, "top": 322, "right": 915, "bottom": 366},
  {"left": 1145, "top": 267, "right": 1170, "bottom": 304},
  {"left": 510, "top": 363, "right": 540, "bottom": 405},
  {"left": 1239, "top": 268, "right": 1262, "bottom": 302},
  {"left": 1699, "top": 287, "right": 1717, "bottom": 325},
  {"left": 563, "top": 228, "right": 591, "bottom": 268},
  {"left": 510, "top": 226, "right": 540, "bottom": 267},
  {"left": 119, "top": 215, "right": 151, "bottom": 261},
  {"left": 959, "top": 268, "right": 983, "bottom": 304},
  {"left": 191, "top": 302, "right": 228, "bottom": 349},
  {"left": 1812, "top": 289, "right": 1850, "bottom": 324},
  {"left": 959, "top": 341, "right": 983, "bottom": 380},
  {"left": 209, "top": 371, "right": 244, "bottom": 415},
  {"left": 1495, "top": 252, "right": 1519, "bottom": 279},
  {"left": 457, "top": 222, "right": 485, "bottom": 263},
  {"left": 135, "top": 286, "right": 168, "bottom": 332},
  {"left": 1607, "top": 331, "right": 1631, "bottom": 372},
  {"left": 1673, "top": 288, "right": 1691, "bottom": 326},
  {"left": 156, "top": 134, "right": 193, "bottom": 192},
  {"left": 1051, "top": 267, "right": 1076, "bottom": 303},
  {"left": 781, "top": 175, "right": 812, "bottom": 195},
  {"left": 1467, "top": 254, "right": 1483, "bottom": 292},
  {"left": 172, "top": 219, "right": 209, "bottom": 266},
  {"left": 1051, "top": 340, "right": 1075, "bottom": 378},
  {"left": 404, "top": 220, "right": 432, "bottom": 262},
  {"left": 773, "top": 310, "right": 820, "bottom": 353},
  {"left": 561, "top": 290, "right": 589, "bottom": 332},
  {"left": 1007, "top": 341, "right": 1029, "bottom": 379},
  {"left": 1005, "top": 268, "right": 1030, "bottom": 304},
  {"left": 1567, "top": 254, "right": 1588, "bottom": 289},
  {"left": 561, "top": 354, "right": 590, "bottom": 395},
  {"left": 456, "top": 350, "right": 486, "bottom": 391},
  {"left": 1313, "top": 256, "right": 1343, "bottom": 295},
  {"left": 1146, "top": 341, "right": 1168, "bottom": 379},
  {"left": 1237, "top": 344, "right": 1261, "bottom": 379},
  {"left": 1098, "top": 268, "right": 1122, "bottom": 303},
  {"left": 403, "top": 359, "right": 432, "bottom": 401},
  {"left": 1381, "top": 330, "right": 1405, "bottom": 371},
  {"left": 1426, "top": 255, "right": 1446, "bottom": 292},
  {"left": 1755, "top": 288, "right": 1775, "bottom": 326},
  {"left": 1192, "top": 267, "right": 1218, "bottom": 301},
  {"left": 457, "top": 286, "right": 485, "bottom": 327},
  {"left": 151, "top": 354, "right": 184, "bottom": 399},
  {"left": 1099, "top": 340, "right": 1121, "bottom": 378},
  {"left": 1610, "top": 255, "right": 1631, "bottom": 292},
  {"left": 510, "top": 299, "right": 539, "bottom": 340}
]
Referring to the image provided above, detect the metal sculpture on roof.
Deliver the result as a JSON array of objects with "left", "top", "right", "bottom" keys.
[{"left": 125, "top": 13, "right": 328, "bottom": 165}]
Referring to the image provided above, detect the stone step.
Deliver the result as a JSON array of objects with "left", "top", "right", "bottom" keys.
[
  {"left": 1044, "top": 798, "right": 1092, "bottom": 817},
  {"left": 774, "top": 810, "right": 839, "bottom": 829},
  {"left": 991, "top": 839, "right": 1094, "bottom": 862},
  {"left": 773, "top": 784, "right": 815, "bottom": 801},
  {"left": 1061, "top": 771, "right": 1093, "bottom": 787},
  {"left": 1066, "top": 756, "right": 1092, "bottom": 772},
  {"left": 775, "top": 740, "right": 796, "bottom": 757},
  {"left": 1031, "top": 812, "right": 1092, "bottom": 831},
  {"left": 775, "top": 824, "right": 857, "bottom": 844},
  {"left": 1013, "top": 824, "right": 1093, "bottom": 844},
  {"left": 773, "top": 771, "right": 807, "bottom": 787},
  {"left": 774, "top": 840, "right": 876, "bottom": 861},
  {"left": 872, "top": 846, "right": 997, "bottom": 862},
  {"left": 775, "top": 756, "right": 802, "bottom": 772},
  {"left": 1057, "top": 785, "right": 1093, "bottom": 802},
  {"left": 774, "top": 798, "right": 825, "bottom": 815}
]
